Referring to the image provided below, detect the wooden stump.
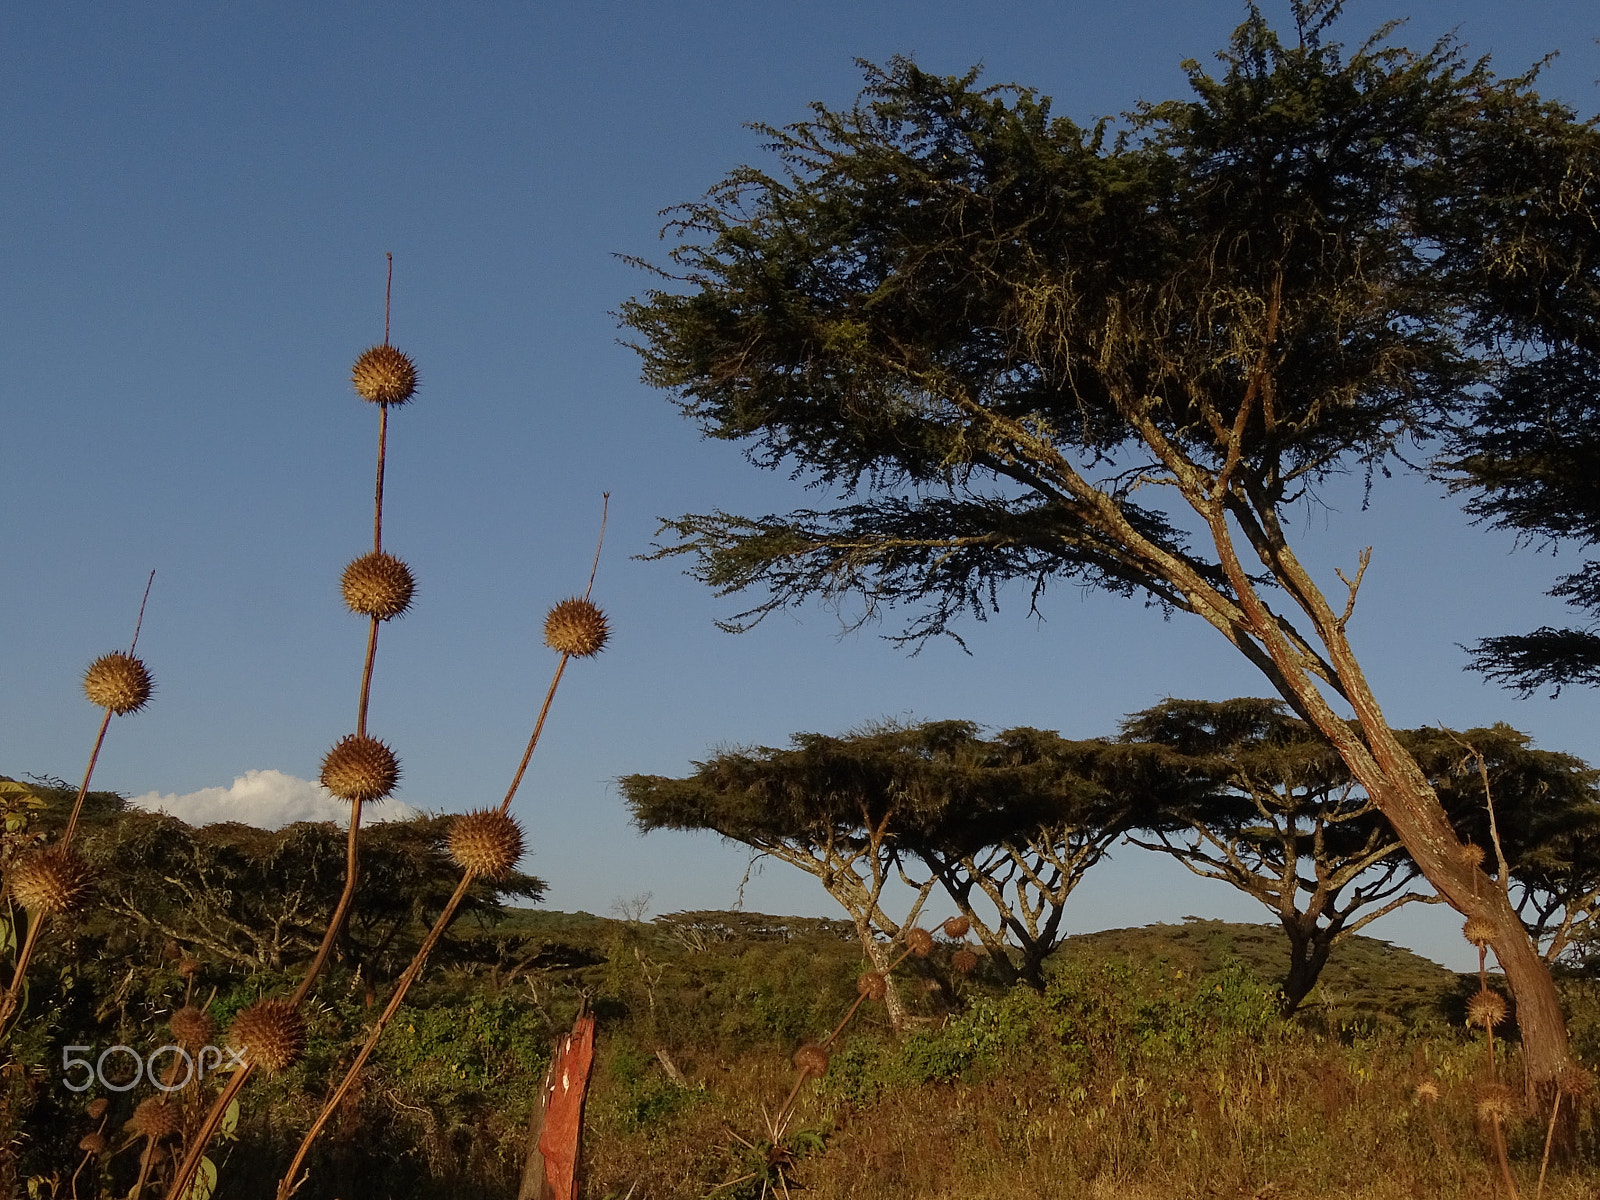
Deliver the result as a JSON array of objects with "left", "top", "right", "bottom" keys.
[{"left": 517, "top": 1010, "right": 596, "bottom": 1200}]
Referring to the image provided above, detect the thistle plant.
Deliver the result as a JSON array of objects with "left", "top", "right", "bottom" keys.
[
  {"left": 0, "top": 571, "right": 156, "bottom": 1038},
  {"left": 171, "top": 257, "right": 420, "bottom": 1197},
  {"left": 276, "top": 507, "right": 611, "bottom": 1198}
]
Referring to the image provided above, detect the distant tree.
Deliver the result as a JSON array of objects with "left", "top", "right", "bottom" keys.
[
  {"left": 82, "top": 810, "right": 543, "bottom": 977},
  {"left": 621, "top": 726, "right": 944, "bottom": 1028},
  {"left": 620, "top": 3, "right": 1600, "bottom": 1083},
  {"left": 1123, "top": 704, "right": 1600, "bottom": 1010},
  {"left": 1122, "top": 699, "right": 1439, "bottom": 1013},
  {"left": 621, "top": 720, "right": 1196, "bottom": 1014}
]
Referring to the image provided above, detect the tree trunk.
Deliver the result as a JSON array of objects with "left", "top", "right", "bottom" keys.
[
  {"left": 856, "top": 924, "right": 910, "bottom": 1032},
  {"left": 1278, "top": 930, "right": 1330, "bottom": 1016}
]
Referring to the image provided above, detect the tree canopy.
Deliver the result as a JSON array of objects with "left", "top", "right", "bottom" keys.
[
  {"left": 621, "top": 720, "right": 1197, "bottom": 996},
  {"left": 621, "top": 1, "right": 1600, "bottom": 1082}
]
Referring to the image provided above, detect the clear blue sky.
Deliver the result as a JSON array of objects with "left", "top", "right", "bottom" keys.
[{"left": 5, "top": 2, "right": 1599, "bottom": 971}]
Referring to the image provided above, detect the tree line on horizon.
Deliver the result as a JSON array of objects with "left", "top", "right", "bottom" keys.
[{"left": 621, "top": 701, "right": 1600, "bottom": 1021}]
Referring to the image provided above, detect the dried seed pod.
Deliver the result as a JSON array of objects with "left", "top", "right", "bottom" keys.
[
  {"left": 448, "top": 809, "right": 524, "bottom": 879},
  {"left": 1476, "top": 1082, "right": 1515, "bottom": 1123},
  {"left": 126, "top": 1097, "right": 179, "bottom": 1140},
  {"left": 1462, "top": 917, "right": 1495, "bottom": 948},
  {"left": 1558, "top": 1066, "right": 1595, "bottom": 1100},
  {"left": 1466, "top": 989, "right": 1508, "bottom": 1030},
  {"left": 1413, "top": 1080, "right": 1441, "bottom": 1104},
  {"left": 9, "top": 848, "right": 94, "bottom": 914},
  {"left": 87, "top": 1098, "right": 109, "bottom": 1120},
  {"left": 341, "top": 552, "right": 415, "bottom": 620},
  {"left": 543, "top": 598, "right": 609, "bottom": 658},
  {"left": 78, "top": 1132, "right": 109, "bottom": 1156},
  {"left": 320, "top": 734, "right": 400, "bottom": 804},
  {"left": 904, "top": 928, "right": 933, "bottom": 958},
  {"left": 941, "top": 916, "right": 971, "bottom": 939},
  {"left": 856, "top": 971, "right": 887, "bottom": 1001},
  {"left": 83, "top": 651, "right": 153, "bottom": 715},
  {"left": 229, "top": 999, "right": 306, "bottom": 1073},
  {"left": 952, "top": 948, "right": 980, "bottom": 975},
  {"left": 1458, "top": 843, "right": 1486, "bottom": 869},
  {"left": 792, "top": 1043, "right": 830, "bottom": 1078},
  {"left": 351, "top": 345, "right": 418, "bottom": 406},
  {"left": 177, "top": 956, "right": 201, "bottom": 979},
  {"left": 170, "top": 1005, "right": 218, "bottom": 1048}
]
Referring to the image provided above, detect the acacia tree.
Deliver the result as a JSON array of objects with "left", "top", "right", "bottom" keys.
[
  {"left": 620, "top": 721, "right": 1178, "bottom": 1014},
  {"left": 621, "top": 726, "right": 947, "bottom": 1029},
  {"left": 1121, "top": 698, "right": 1438, "bottom": 1014},
  {"left": 621, "top": 4, "right": 1600, "bottom": 1084}
]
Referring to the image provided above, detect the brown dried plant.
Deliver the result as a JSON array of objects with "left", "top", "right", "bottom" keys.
[{"left": 0, "top": 570, "right": 156, "bottom": 1040}]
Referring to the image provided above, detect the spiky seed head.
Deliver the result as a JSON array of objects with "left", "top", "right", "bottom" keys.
[
  {"left": 9, "top": 848, "right": 94, "bottom": 914},
  {"left": 229, "top": 1000, "right": 305, "bottom": 1073},
  {"left": 1463, "top": 917, "right": 1496, "bottom": 948},
  {"left": 170, "top": 1005, "right": 217, "bottom": 1048},
  {"left": 856, "top": 971, "right": 887, "bottom": 1001},
  {"left": 178, "top": 956, "right": 201, "bottom": 978},
  {"left": 351, "top": 344, "right": 418, "bottom": 406},
  {"left": 341, "top": 552, "right": 415, "bottom": 621},
  {"left": 792, "top": 1043, "right": 830, "bottom": 1078},
  {"left": 1413, "top": 1080, "right": 1441, "bottom": 1104},
  {"left": 320, "top": 734, "right": 400, "bottom": 804},
  {"left": 543, "top": 598, "right": 609, "bottom": 658},
  {"left": 1558, "top": 1067, "right": 1595, "bottom": 1100},
  {"left": 87, "top": 1098, "right": 109, "bottom": 1120},
  {"left": 1458, "top": 843, "right": 1486, "bottom": 869},
  {"left": 126, "top": 1098, "right": 179, "bottom": 1141},
  {"left": 1467, "top": 989, "right": 1508, "bottom": 1030},
  {"left": 448, "top": 809, "right": 524, "bottom": 879},
  {"left": 952, "top": 948, "right": 980, "bottom": 975},
  {"left": 942, "top": 916, "right": 971, "bottom": 939},
  {"left": 1476, "top": 1083, "right": 1516, "bottom": 1123},
  {"left": 904, "top": 928, "right": 934, "bottom": 958},
  {"left": 79, "top": 1132, "right": 109, "bottom": 1156},
  {"left": 83, "top": 651, "right": 153, "bottom": 715}
]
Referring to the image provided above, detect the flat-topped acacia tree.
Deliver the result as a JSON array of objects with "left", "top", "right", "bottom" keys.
[
  {"left": 620, "top": 720, "right": 1197, "bottom": 1006},
  {"left": 620, "top": 2, "right": 1600, "bottom": 1087}
]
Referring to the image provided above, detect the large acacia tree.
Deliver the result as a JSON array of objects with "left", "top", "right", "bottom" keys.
[{"left": 621, "top": 3, "right": 1600, "bottom": 1084}]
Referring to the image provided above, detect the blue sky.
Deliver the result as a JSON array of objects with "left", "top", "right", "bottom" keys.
[{"left": 5, "top": 2, "right": 1599, "bottom": 971}]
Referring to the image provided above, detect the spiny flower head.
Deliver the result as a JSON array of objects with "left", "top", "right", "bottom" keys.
[
  {"left": 792, "top": 1043, "right": 830, "bottom": 1078},
  {"left": 170, "top": 1005, "right": 217, "bottom": 1048},
  {"left": 351, "top": 344, "right": 418, "bottom": 406},
  {"left": 952, "top": 948, "right": 980, "bottom": 975},
  {"left": 448, "top": 809, "right": 524, "bottom": 879},
  {"left": 856, "top": 971, "right": 887, "bottom": 1001},
  {"left": 904, "top": 927, "right": 933, "bottom": 958},
  {"left": 1476, "top": 1082, "right": 1515, "bottom": 1123},
  {"left": 321, "top": 734, "right": 400, "bottom": 804},
  {"left": 942, "top": 915, "right": 971, "bottom": 939},
  {"left": 83, "top": 651, "right": 153, "bottom": 715},
  {"left": 9, "top": 848, "right": 94, "bottom": 914},
  {"left": 341, "top": 552, "right": 415, "bottom": 621},
  {"left": 229, "top": 999, "right": 306, "bottom": 1074},
  {"left": 1462, "top": 917, "right": 1495, "bottom": 948},
  {"left": 543, "top": 597, "right": 609, "bottom": 658},
  {"left": 1466, "top": 989, "right": 1508, "bottom": 1030},
  {"left": 126, "top": 1098, "right": 179, "bottom": 1141}
]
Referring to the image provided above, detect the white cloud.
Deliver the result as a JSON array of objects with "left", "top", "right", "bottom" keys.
[{"left": 128, "top": 769, "right": 419, "bottom": 829}]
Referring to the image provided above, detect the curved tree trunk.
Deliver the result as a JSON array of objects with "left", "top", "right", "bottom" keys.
[{"left": 855, "top": 921, "right": 910, "bottom": 1032}]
